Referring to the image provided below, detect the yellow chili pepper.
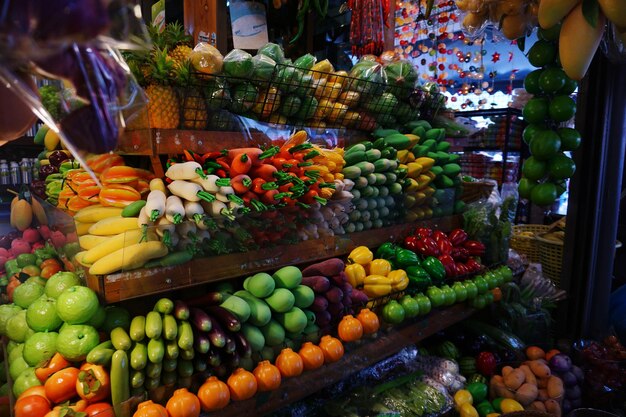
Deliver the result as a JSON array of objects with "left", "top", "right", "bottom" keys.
[
  {"left": 345, "top": 263, "right": 366, "bottom": 288},
  {"left": 348, "top": 246, "right": 374, "bottom": 265},
  {"left": 369, "top": 259, "right": 392, "bottom": 276}
]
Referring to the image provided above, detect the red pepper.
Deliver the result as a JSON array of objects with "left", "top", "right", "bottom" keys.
[
  {"left": 404, "top": 236, "right": 421, "bottom": 252},
  {"left": 451, "top": 247, "right": 469, "bottom": 262},
  {"left": 466, "top": 257, "right": 482, "bottom": 272},
  {"left": 432, "top": 230, "right": 448, "bottom": 243},
  {"left": 455, "top": 263, "right": 469, "bottom": 276},
  {"left": 438, "top": 254, "right": 457, "bottom": 277},
  {"left": 436, "top": 236, "right": 453, "bottom": 255},
  {"left": 414, "top": 237, "right": 440, "bottom": 257},
  {"left": 476, "top": 351, "right": 497, "bottom": 376},
  {"left": 448, "top": 228, "right": 469, "bottom": 246},
  {"left": 414, "top": 227, "right": 433, "bottom": 239},
  {"left": 464, "top": 240, "right": 486, "bottom": 256}
]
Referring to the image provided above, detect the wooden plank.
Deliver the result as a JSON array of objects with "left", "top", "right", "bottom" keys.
[
  {"left": 183, "top": 0, "right": 228, "bottom": 54},
  {"left": 206, "top": 304, "right": 475, "bottom": 416},
  {"left": 88, "top": 216, "right": 461, "bottom": 303}
]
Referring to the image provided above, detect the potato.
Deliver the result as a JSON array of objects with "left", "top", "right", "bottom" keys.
[
  {"left": 538, "top": 377, "right": 549, "bottom": 389},
  {"left": 502, "top": 366, "right": 514, "bottom": 377},
  {"left": 529, "top": 360, "right": 551, "bottom": 378},
  {"left": 504, "top": 368, "right": 526, "bottom": 390},
  {"left": 515, "top": 382, "right": 539, "bottom": 406},
  {"left": 547, "top": 375, "right": 564, "bottom": 399},
  {"left": 519, "top": 364, "right": 537, "bottom": 386},
  {"left": 491, "top": 375, "right": 515, "bottom": 399},
  {"left": 545, "top": 399, "right": 562, "bottom": 417},
  {"left": 538, "top": 388, "right": 549, "bottom": 401},
  {"left": 530, "top": 401, "right": 547, "bottom": 412}
]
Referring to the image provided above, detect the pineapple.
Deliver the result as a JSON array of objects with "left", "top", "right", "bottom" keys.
[
  {"left": 165, "top": 22, "right": 194, "bottom": 70},
  {"left": 175, "top": 59, "right": 208, "bottom": 130},
  {"left": 145, "top": 48, "right": 180, "bottom": 129}
]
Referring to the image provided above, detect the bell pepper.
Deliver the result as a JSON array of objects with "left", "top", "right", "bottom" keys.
[
  {"left": 464, "top": 240, "right": 486, "bottom": 256},
  {"left": 438, "top": 254, "right": 457, "bottom": 278},
  {"left": 456, "top": 263, "right": 469, "bottom": 276},
  {"left": 363, "top": 283, "right": 393, "bottom": 298},
  {"left": 389, "top": 269, "right": 409, "bottom": 291},
  {"left": 421, "top": 256, "right": 446, "bottom": 285},
  {"left": 414, "top": 227, "right": 432, "bottom": 239},
  {"left": 432, "top": 230, "right": 448, "bottom": 243},
  {"left": 406, "top": 265, "right": 432, "bottom": 291},
  {"left": 348, "top": 246, "right": 374, "bottom": 266},
  {"left": 412, "top": 237, "right": 441, "bottom": 257},
  {"left": 364, "top": 275, "right": 391, "bottom": 285},
  {"left": 404, "top": 236, "right": 421, "bottom": 253},
  {"left": 376, "top": 242, "right": 398, "bottom": 261},
  {"left": 476, "top": 351, "right": 497, "bottom": 376},
  {"left": 466, "top": 258, "right": 482, "bottom": 272},
  {"left": 345, "top": 263, "right": 366, "bottom": 288},
  {"left": 451, "top": 247, "right": 470, "bottom": 262},
  {"left": 436, "top": 236, "right": 453, "bottom": 255},
  {"left": 369, "top": 259, "right": 392, "bottom": 276},
  {"left": 448, "top": 228, "right": 469, "bottom": 246},
  {"left": 394, "top": 248, "right": 420, "bottom": 268}
]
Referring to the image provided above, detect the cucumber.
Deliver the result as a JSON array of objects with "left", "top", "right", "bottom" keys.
[
  {"left": 383, "top": 133, "right": 411, "bottom": 150},
  {"left": 158, "top": 251, "right": 193, "bottom": 267},
  {"left": 362, "top": 141, "right": 374, "bottom": 150},
  {"left": 162, "top": 315, "right": 178, "bottom": 341},
  {"left": 111, "top": 350, "right": 130, "bottom": 417},
  {"left": 130, "top": 370, "right": 145, "bottom": 389},
  {"left": 342, "top": 166, "right": 361, "bottom": 179},
  {"left": 129, "top": 316, "right": 146, "bottom": 342},
  {"left": 147, "top": 338, "right": 165, "bottom": 363},
  {"left": 365, "top": 149, "right": 381, "bottom": 162},
  {"left": 177, "top": 321, "right": 194, "bottom": 351},
  {"left": 145, "top": 311, "right": 162, "bottom": 340},
  {"left": 145, "top": 361, "right": 162, "bottom": 379},
  {"left": 344, "top": 151, "right": 366, "bottom": 165},
  {"left": 153, "top": 298, "right": 174, "bottom": 315},
  {"left": 461, "top": 319, "right": 526, "bottom": 351},
  {"left": 86, "top": 341, "right": 115, "bottom": 365},
  {"left": 121, "top": 200, "right": 146, "bottom": 218},
  {"left": 165, "top": 340, "right": 179, "bottom": 360},
  {"left": 373, "top": 158, "right": 391, "bottom": 173},
  {"left": 130, "top": 342, "right": 148, "bottom": 371},
  {"left": 354, "top": 161, "right": 375, "bottom": 175},
  {"left": 111, "top": 327, "right": 132, "bottom": 351},
  {"left": 381, "top": 146, "right": 397, "bottom": 160}
]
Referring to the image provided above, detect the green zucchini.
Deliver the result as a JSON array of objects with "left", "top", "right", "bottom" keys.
[{"left": 462, "top": 319, "right": 526, "bottom": 351}]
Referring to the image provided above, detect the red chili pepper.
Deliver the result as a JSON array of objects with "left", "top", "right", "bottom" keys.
[
  {"left": 476, "top": 351, "right": 497, "bottom": 376},
  {"left": 464, "top": 240, "right": 486, "bottom": 256},
  {"left": 451, "top": 247, "right": 470, "bottom": 262},
  {"left": 215, "top": 169, "right": 227, "bottom": 178},
  {"left": 436, "top": 236, "right": 453, "bottom": 255},
  {"left": 414, "top": 227, "right": 433, "bottom": 239},
  {"left": 438, "top": 254, "right": 457, "bottom": 277},
  {"left": 448, "top": 228, "right": 469, "bottom": 246},
  {"left": 201, "top": 151, "right": 222, "bottom": 163}
]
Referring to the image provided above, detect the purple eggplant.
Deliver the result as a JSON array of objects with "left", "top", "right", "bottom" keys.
[
  {"left": 302, "top": 258, "right": 345, "bottom": 277},
  {"left": 205, "top": 305, "right": 241, "bottom": 332},
  {"left": 223, "top": 334, "right": 236, "bottom": 355},
  {"left": 301, "top": 276, "right": 331, "bottom": 293},
  {"left": 315, "top": 310, "right": 331, "bottom": 326},
  {"left": 190, "top": 307, "right": 212, "bottom": 332},
  {"left": 207, "top": 316, "right": 226, "bottom": 348},
  {"left": 174, "top": 300, "right": 190, "bottom": 321},
  {"left": 224, "top": 352, "right": 240, "bottom": 370},
  {"left": 193, "top": 355, "right": 208, "bottom": 373},
  {"left": 207, "top": 348, "right": 222, "bottom": 367},
  {"left": 326, "top": 286, "right": 344, "bottom": 304},
  {"left": 193, "top": 329, "right": 211, "bottom": 354},
  {"left": 310, "top": 295, "right": 329, "bottom": 313},
  {"left": 229, "top": 330, "right": 252, "bottom": 359},
  {"left": 185, "top": 291, "right": 223, "bottom": 307},
  {"left": 327, "top": 302, "right": 344, "bottom": 317}
]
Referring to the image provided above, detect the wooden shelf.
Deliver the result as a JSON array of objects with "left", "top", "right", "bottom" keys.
[
  {"left": 206, "top": 304, "right": 475, "bottom": 416},
  {"left": 85, "top": 216, "right": 462, "bottom": 304}
]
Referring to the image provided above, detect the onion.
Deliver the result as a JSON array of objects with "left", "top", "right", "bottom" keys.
[{"left": 549, "top": 353, "right": 573, "bottom": 373}]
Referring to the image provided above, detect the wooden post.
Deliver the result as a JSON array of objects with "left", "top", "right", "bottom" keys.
[
  {"left": 384, "top": 0, "right": 396, "bottom": 52},
  {"left": 183, "top": 0, "right": 229, "bottom": 53}
]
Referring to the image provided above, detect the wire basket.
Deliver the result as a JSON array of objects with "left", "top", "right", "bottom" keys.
[
  {"left": 535, "top": 234, "right": 564, "bottom": 286},
  {"left": 459, "top": 180, "right": 495, "bottom": 203},
  {"left": 510, "top": 224, "right": 550, "bottom": 263}
]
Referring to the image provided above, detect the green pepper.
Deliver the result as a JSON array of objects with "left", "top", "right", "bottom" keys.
[
  {"left": 4, "top": 259, "right": 19, "bottom": 277},
  {"left": 466, "top": 382, "right": 488, "bottom": 403},
  {"left": 421, "top": 256, "right": 446, "bottom": 285},
  {"left": 475, "top": 400, "right": 495, "bottom": 417},
  {"left": 394, "top": 248, "right": 420, "bottom": 268},
  {"left": 376, "top": 242, "right": 397, "bottom": 261},
  {"left": 381, "top": 146, "right": 397, "bottom": 160},
  {"left": 406, "top": 265, "right": 432, "bottom": 291}
]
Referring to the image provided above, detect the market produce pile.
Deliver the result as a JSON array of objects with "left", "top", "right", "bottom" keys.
[{"left": 123, "top": 24, "right": 442, "bottom": 132}]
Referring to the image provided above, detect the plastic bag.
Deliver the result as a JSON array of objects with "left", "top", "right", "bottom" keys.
[
  {"left": 384, "top": 60, "right": 418, "bottom": 98},
  {"left": 348, "top": 59, "right": 388, "bottom": 95},
  {"left": 190, "top": 42, "right": 224, "bottom": 75},
  {"left": 455, "top": 0, "right": 538, "bottom": 40},
  {"left": 222, "top": 49, "right": 254, "bottom": 81}
]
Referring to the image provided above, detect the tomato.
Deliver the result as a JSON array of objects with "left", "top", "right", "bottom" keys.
[
  {"left": 530, "top": 130, "right": 561, "bottom": 160},
  {"left": 18, "top": 386, "right": 49, "bottom": 403},
  {"left": 539, "top": 67, "right": 567, "bottom": 93},
  {"left": 491, "top": 287, "right": 503, "bottom": 302},
  {"left": 557, "top": 127, "right": 581, "bottom": 151},
  {"left": 39, "top": 259, "right": 61, "bottom": 270},
  {"left": 523, "top": 69, "right": 543, "bottom": 94},
  {"left": 441, "top": 285, "right": 456, "bottom": 306},
  {"left": 44, "top": 367, "right": 80, "bottom": 404},
  {"left": 522, "top": 157, "right": 547, "bottom": 181},
  {"left": 549, "top": 95, "right": 576, "bottom": 122},
  {"left": 538, "top": 24, "right": 561, "bottom": 41},
  {"left": 522, "top": 97, "right": 549, "bottom": 124},
  {"left": 381, "top": 300, "right": 405, "bottom": 324},
  {"left": 527, "top": 40, "right": 557, "bottom": 67},
  {"left": 531, "top": 182, "right": 558, "bottom": 206},
  {"left": 76, "top": 363, "right": 110, "bottom": 402},
  {"left": 548, "top": 153, "right": 576, "bottom": 179},
  {"left": 522, "top": 123, "right": 546, "bottom": 145},
  {"left": 426, "top": 286, "right": 445, "bottom": 308},
  {"left": 85, "top": 403, "right": 115, "bottom": 417},
  {"left": 414, "top": 293, "right": 431, "bottom": 315},
  {"left": 41, "top": 264, "right": 62, "bottom": 279},
  {"left": 15, "top": 395, "right": 51, "bottom": 417},
  {"left": 518, "top": 177, "right": 538, "bottom": 199}
]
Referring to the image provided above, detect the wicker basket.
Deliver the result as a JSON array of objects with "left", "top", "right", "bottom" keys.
[
  {"left": 460, "top": 181, "right": 495, "bottom": 203},
  {"left": 510, "top": 224, "right": 550, "bottom": 263},
  {"left": 536, "top": 235, "right": 564, "bottom": 286}
]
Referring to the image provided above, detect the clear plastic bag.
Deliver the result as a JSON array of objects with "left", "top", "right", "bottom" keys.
[
  {"left": 189, "top": 42, "right": 224, "bottom": 75},
  {"left": 455, "top": 0, "right": 538, "bottom": 40}
]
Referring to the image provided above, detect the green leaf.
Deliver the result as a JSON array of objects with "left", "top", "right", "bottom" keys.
[{"left": 582, "top": 0, "right": 600, "bottom": 27}]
